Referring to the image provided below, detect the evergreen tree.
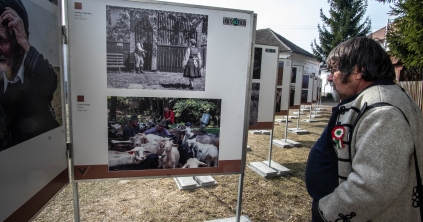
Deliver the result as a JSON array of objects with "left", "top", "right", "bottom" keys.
[
  {"left": 311, "top": 0, "right": 372, "bottom": 63},
  {"left": 386, "top": 0, "right": 423, "bottom": 79}
]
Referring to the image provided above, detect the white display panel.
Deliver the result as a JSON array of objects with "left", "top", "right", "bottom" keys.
[
  {"left": 275, "top": 59, "right": 292, "bottom": 115},
  {"left": 249, "top": 45, "right": 278, "bottom": 130},
  {"left": 68, "top": 0, "right": 254, "bottom": 180},
  {"left": 0, "top": 0, "right": 68, "bottom": 221},
  {"left": 290, "top": 66, "right": 303, "bottom": 109}
]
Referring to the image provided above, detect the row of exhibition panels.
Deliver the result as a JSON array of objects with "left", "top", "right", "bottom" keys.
[{"left": 0, "top": 0, "right": 322, "bottom": 221}]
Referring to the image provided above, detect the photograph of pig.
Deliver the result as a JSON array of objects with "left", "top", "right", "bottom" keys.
[{"left": 107, "top": 96, "right": 221, "bottom": 171}]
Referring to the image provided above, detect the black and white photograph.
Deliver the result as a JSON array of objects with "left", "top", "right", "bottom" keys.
[
  {"left": 252, "top": 47, "right": 262, "bottom": 79},
  {"left": 275, "top": 88, "right": 282, "bottom": 112},
  {"left": 107, "top": 96, "right": 221, "bottom": 171},
  {"left": 0, "top": 0, "right": 62, "bottom": 152},
  {"left": 249, "top": 83, "right": 260, "bottom": 125},
  {"left": 106, "top": 6, "right": 208, "bottom": 91}
]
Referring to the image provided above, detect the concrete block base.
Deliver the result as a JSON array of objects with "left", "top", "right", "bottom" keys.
[
  {"left": 246, "top": 145, "right": 252, "bottom": 151},
  {"left": 174, "top": 177, "right": 199, "bottom": 190},
  {"left": 272, "top": 139, "right": 292, "bottom": 148},
  {"left": 207, "top": 215, "right": 252, "bottom": 222},
  {"left": 248, "top": 162, "right": 278, "bottom": 177},
  {"left": 301, "top": 119, "right": 319, "bottom": 123},
  {"left": 194, "top": 176, "right": 218, "bottom": 187},
  {"left": 287, "top": 128, "right": 309, "bottom": 135},
  {"left": 249, "top": 130, "right": 261, "bottom": 134},
  {"left": 275, "top": 118, "right": 292, "bottom": 123},
  {"left": 261, "top": 160, "right": 291, "bottom": 176},
  {"left": 249, "top": 130, "right": 270, "bottom": 135}
]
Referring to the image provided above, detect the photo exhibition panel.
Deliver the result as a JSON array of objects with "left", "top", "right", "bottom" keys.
[
  {"left": 67, "top": 0, "right": 255, "bottom": 180},
  {"left": 0, "top": 0, "right": 68, "bottom": 221},
  {"left": 249, "top": 45, "right": 278, "bottom": 130}
]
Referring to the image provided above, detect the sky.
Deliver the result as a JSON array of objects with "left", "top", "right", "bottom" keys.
[{"left": 161, "top": 0, "right": 395, "bottom": 54}]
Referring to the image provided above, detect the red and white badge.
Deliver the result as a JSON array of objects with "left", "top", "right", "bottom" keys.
[{"left": 332, "top": 125, "right": 345, "bottom": 149}]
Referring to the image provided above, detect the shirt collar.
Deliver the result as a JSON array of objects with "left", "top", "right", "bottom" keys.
[
  {"left": 338, "top": 79, "right": 395, "bottom": 106},
  {"left": 3, "top": 54, "right": 26, "bottom": 93}
]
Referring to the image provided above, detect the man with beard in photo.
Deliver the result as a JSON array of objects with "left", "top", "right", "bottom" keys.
[{"left": 0, "top": 0, "right": 59, "bottom": 151}]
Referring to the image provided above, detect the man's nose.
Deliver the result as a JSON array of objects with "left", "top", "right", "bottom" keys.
[{"left": 327, "top": 73, "right": 333, "bottom": 82}]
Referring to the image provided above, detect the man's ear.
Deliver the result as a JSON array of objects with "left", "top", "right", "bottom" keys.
[{"left": 354, "top": 66, "right": 363, "bottom": 80}]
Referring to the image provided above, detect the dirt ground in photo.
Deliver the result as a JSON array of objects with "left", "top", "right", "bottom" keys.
[
  {"left": 107, "top": 71, "right": 206, "bottom": 91},
  {"left": 33, "top": 104, "right": 335, "bottom": 222}
]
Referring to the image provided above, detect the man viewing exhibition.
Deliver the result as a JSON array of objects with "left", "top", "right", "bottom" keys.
[
  {"left": 306, "top": 37, "right": 423, "bottom": 221},
  {"left": 0, "top": 0, "right": 60, "bottom": 151}
]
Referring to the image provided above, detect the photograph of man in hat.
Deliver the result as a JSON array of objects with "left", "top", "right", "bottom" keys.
[
  {"left": 0, "top": 0, "right": 60, "bottom": 151},
  {"left": 122, "top": 115, "right": 141, "bottom": 140},
  {"left": 144, "top": 120, "right": 171, "bottom": 137},
  {"left": 134, "top": 37, "right": 146, "bottom": 74}
]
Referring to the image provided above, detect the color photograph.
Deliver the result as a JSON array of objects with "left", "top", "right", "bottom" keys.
[
  {"left": 107, "top": 96, "right": 221, "bottom": 171},
  {"left": 106, "top": 6, "right": 208, "bottom": 91}
]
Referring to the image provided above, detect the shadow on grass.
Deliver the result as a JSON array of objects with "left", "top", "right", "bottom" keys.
[
  {"left": 312, "top": 123, "right": 328, "bottom": 129},
  {"left": 247, "top": 151, "right": 268, "bottom": 160},
  {"left": 296, "top": 140, "right": 317, "bottom": 148}
]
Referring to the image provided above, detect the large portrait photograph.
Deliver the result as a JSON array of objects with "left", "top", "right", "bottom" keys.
[
  {"left": 0, "top": 0, "right": 62, "bottom": 152},
  {"left": 106, "top": 6, "right": 208, "bottom": 91},
  {"left": 107, "top": 96, "right": 221, "bottom": 171}
]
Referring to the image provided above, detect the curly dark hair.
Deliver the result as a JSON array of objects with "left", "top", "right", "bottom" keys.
[{"left": 326, "top": 37, "right": 395, "bottom": 84}]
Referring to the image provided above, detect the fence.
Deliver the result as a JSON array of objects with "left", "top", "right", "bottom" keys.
[
  {"left": 397, "top": 81, "right": 423, "bottom": 113},
  {"left": 106, "top": 41, "right": 130, "bottom": 71},
  {"left": 157, "top": 45, "right": 185, "bottom": 72}
]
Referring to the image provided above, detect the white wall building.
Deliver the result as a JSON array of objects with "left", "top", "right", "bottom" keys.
[{"left": 256, "top": 28, "right": 320, "bottom": 77}]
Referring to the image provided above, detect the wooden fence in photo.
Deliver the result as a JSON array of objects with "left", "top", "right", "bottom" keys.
[{"left": 397, "top": 81, "right": 423, "bottom": 113}]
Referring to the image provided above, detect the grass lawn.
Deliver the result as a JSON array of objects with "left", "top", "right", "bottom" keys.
[{"left": 34, "top": 105, "right": 334, "bottom": 222}]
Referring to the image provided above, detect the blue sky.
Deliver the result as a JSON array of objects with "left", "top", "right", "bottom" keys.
[{"left": 162, "top": 0, "right": 395, "bottom": 53}]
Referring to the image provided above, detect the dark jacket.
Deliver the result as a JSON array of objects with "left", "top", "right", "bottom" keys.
[{"left": 0, "top": 46, "right": 60, "bottom": 151}]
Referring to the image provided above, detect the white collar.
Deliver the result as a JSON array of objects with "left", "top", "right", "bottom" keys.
[
  {"left": 4, "top": 62, "right": 25, "bottom": 93},
  {"left": 4, "top": 53, "right": 27, "bottom": 93}
]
